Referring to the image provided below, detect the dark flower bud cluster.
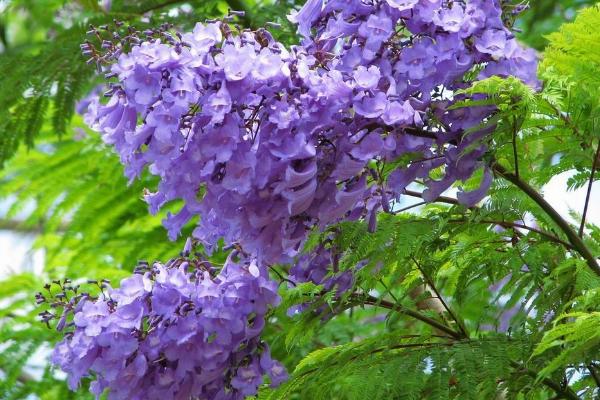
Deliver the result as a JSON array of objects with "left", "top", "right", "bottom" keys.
[
  {"left": 42, "top": 244, "right": 285, "bottom": 399},
  {"left": 81, "top": 20, "right": 179, "bottom": 73},
  {"left": 37, "top": 279, "right": 88, "bottom": 330}
]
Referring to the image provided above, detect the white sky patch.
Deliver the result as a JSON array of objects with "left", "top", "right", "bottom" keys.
[{"left": 543, "top": 170, "right": 600, "bottom": 226}]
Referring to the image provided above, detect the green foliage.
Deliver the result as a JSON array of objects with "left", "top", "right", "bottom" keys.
[
  {"left": 264, "top": 335, "right": 528, "bottom": 400},
  {"left": 516, "top": 0, "right": 600, "bottom": 49},
  {"left": 0, "top": 127, "right": 187, "bottom": 276},
  {"left": 534, "top": 309, "right": 600, "bottom": 378},
  {"left": 1, "top": 1, "right": 600, "bottom": 400}
]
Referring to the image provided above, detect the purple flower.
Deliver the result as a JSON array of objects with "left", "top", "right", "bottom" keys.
[
  {"left": 475, "top": 29, "right": 509, "bottom": 59},
  {"left": 111, "top": 300, "right": 144, "bottom": 330},
  {"left": 145, "top": 105, "right": 180, "bottom": 142},
  {"left": 254, "top": 47, "right": 287, "bottom": 81},
  {"left": 50, "top": 251, "right": 285, "bottom": 400},
  {"left": 288, "top": 0, "right": 324, "bottom": 39},
  {"left": 395, "top": 41, "right": 435, "bottom": 80},
  {"left": 151, "top": 284, "right": 184, "bottom": 316},
  {"left": 111, "top": 274, "right": 151, "bottom": 305},
  {"left": 480, "top": 40, "right": 540, "bottom": 89},
  {"left": 218, "top": 43, "right": 256, "bottom": 81},
  {"left": 268, "top": 100, "right": 300, "bottom": 129},
  {"left": 124, "top": 65, "right": 162, "bottom": 105},
  {"left": 284, "top": 179, "right": 317, "bottom": 216},
  {"left": 456, "top": 167, "right": 493, "bottom": 207},
  {"left": 203, "top": 84, "right": 232, "bottom": 125},
  {"left": 96, "top": 331, "right": 138, "bottom": 360},
  {"left": 73, "top": 300, "right": 110, "bottom": 337},
  {"left": 433, "top": 4, "right": 465, "bottom": 33},
  {"left": 221, "top": 150, "right": 257, "bottom": 194},
  {"left": 350, "top": 133, "right": 384, "bottom": 161},
  {"left": 354, "top": 92, "right": 388, "bottom": 118},
  {"left": 184, "top": 22, "right": 222, "bottom": 54},
  {"left": 385, "top": 0, "right": 419, "bottom": 11},
  {"left": 353, "top": 65, "right": 381, "bottom": 90},
  {"left": 382, "top": 100, "right": 415, "bottom": 125},
  {"left": 358, "top": 13, "right": 393, "bottom": 60}
]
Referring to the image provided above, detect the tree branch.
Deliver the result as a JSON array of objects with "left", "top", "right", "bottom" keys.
[
  {"left": 139, "top": 0, "right": 187, "bottom": 14},
  {"left": 512, "top": 117, "right": 520, "bottom": 179},
  {"left": 510, "top": 361, "right": 579, "bottom": 400},
  {"left": 403, "top": 189, "right": 461, "bottom": 206},
  {"left": 409, "top": 256, "right": 469, "bottom": 338},
  {"left": 403, "top": 188, "right": 575, "bottom": 251},
  {"left": 493, "top": 163, "right": 600, "bottom": 277},
  {"left": 362, "top": 295, "right": 465, "bottom": 340},
  {"left": 447, "top": 218, "right": 575, "bottom": 251},
  {"left": 579, "top": 141, "right": 600, "bottom": 237},
  {"left": 588, "top": 363, "right": 600, "bottom": 389},
  {"left": 0, "top": 218, "right": 66, "bottom": 234},
  {"left": 391, "top": 201, "right": 427, "bottom": 214}
]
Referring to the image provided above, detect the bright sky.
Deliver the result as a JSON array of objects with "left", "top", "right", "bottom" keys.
[{"left": 545, "top": 171, "right": 600, "bottom": 227}]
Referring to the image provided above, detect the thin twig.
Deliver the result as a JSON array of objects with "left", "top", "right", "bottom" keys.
[
  {"left": 510, "top": 361, "right": 579, "bottom": 400},
  {"left": 403, "top": 189, "right": 460, "bottom": 206},
  {"left": 588, "top": 363, "right": 600, "bottom": 389},
  {"left": 401, "top": 189, "right": 575, "bottom": 251},
  {"left": 362, "top": 295, "right": 464, "bottom": 340},
  {"left": 579, "top": 140, "right": 600, "bottom": 237},
  {"left": 447, "top": 218, "right": 575, "bottom": 251},
  {"left": 357, "top": 290, "right": 573, "bottom": 399},
  {"left": 392, "top": 201, "right": 427, "bottom": 214},
  {"left": 378, "top": 279, "right": 400, "bottom": 303},
  {"left": 410, "top": 255, "right": 469, "bottom": 338},
  {"left": 140, "top": 0, "right": 186, "bottom": 14},
  {"left": 547, "top": 100, "right": 584, "bottom": 139},
  {"left": 512, "top": 120, "right": 520, "bottom": 179},
  {"left": 268, "top": 265, "right": 296, "bottom": 287}
]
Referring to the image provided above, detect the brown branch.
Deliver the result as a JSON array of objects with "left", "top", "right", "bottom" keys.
[
  {"left": 391, "top": 201, "right": 427, "bottom": 214},
  {"left": 0, "top": 218, "right": 67, "bottom": 234},
  {"left": 447, "top": 218, "right": 575, "bottom": 251},
  {"left": 588, "top": 363, "right": 600, "bottom": 389},
  {"left": 403, "top": 189, "right": 461, "bottom": 206},
  {"left": 510, "top": 361, "right": 579, "bottom": 400},
  {"left": 139, "top": 0, "right": 187, "bottom": 14},
  {"left": 579, "top": 141, "right": 600, "bottom": 237},
  {"left": 512, "top": 117, "right": 520, "bottom": 179},
  {"left": 362, "top": 295, "right": 464, "bottom": 340},
  {"left": 493, "top": 163, "right": 600, "bottom": 277},
  {"left": 402, "top": 187, "right": 574, "bottom": 251},
  {"left": 410, "top": 256, "right": 469, "bottom": 338}
]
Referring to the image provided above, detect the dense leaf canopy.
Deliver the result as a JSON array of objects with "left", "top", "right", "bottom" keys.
[{"left": 0, "top": 1, "right": 599, "bottom": 399}]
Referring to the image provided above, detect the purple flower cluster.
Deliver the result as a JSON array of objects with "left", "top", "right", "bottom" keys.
[
  {"left": 84, "top": 0, "right": 537, "bottom": 268},
  {"left": 49, "top": 249, "right": 285, "bottom": 399},
  {"left": 289, "top": 242, "right": 355, "bottom": 296},
  {"left": 60, "top": 1, "right": 541, "bottom": 397},
  {"left": 287, "top": 242, "right": 360, "bottom": 316}
]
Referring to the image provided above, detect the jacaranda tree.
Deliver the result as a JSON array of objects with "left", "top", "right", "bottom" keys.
[{"left": 1, "top": 0, "right": 600, "bottom": 399}]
